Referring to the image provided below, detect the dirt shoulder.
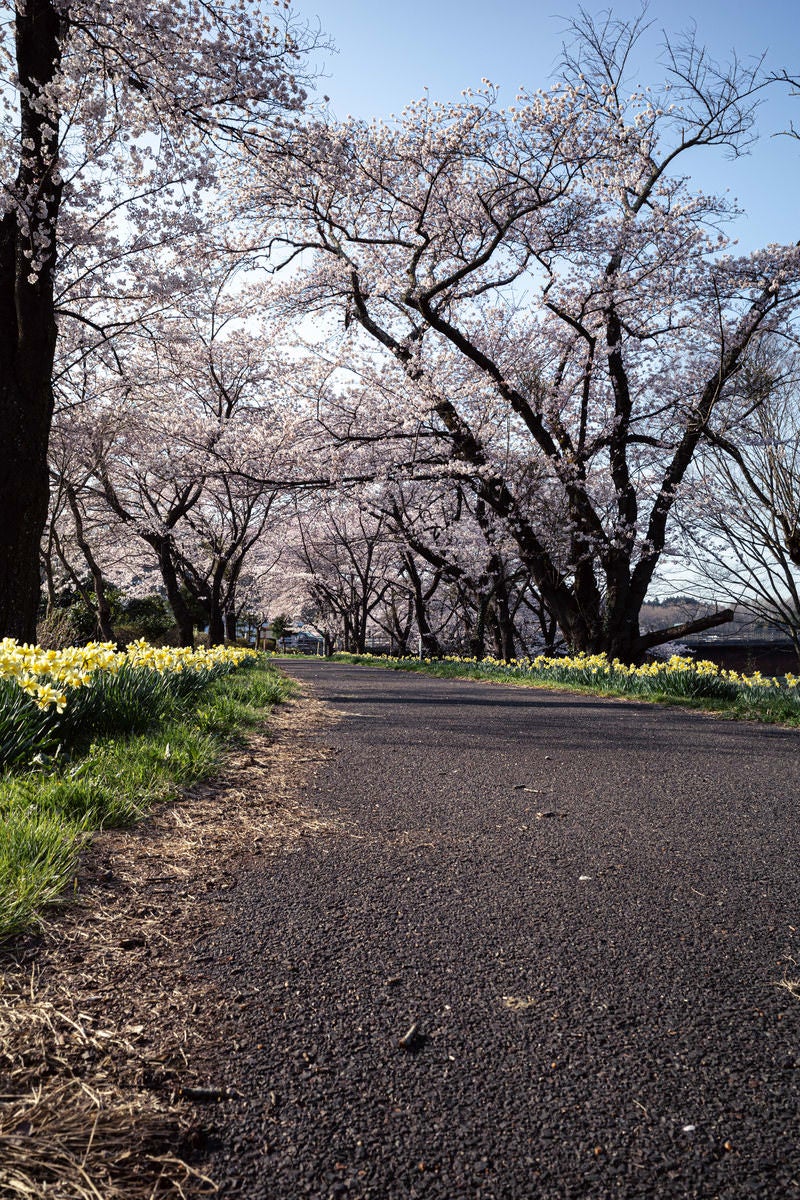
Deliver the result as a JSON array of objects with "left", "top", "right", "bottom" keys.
[{"left": 0, "top": 687, "right": 338, "bottom": 1200}]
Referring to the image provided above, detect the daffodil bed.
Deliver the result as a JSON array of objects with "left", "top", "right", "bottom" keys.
[
  {"left": 0, "top": 638, "right": 256, "bottom": 768},
  {"left": 332, "top": 651, "right": 800, "bottom": 724},
  {"left": 0, "top": 644, "right": 289, "bottom": 940}
]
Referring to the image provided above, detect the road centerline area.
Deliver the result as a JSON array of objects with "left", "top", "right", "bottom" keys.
[{"left": 199, "top": 662, "right": 800, "bottom": 1200}]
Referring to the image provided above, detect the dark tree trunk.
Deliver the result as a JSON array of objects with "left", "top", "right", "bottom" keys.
[
  {"left": 224, "top": 574, "right": 239, "bottom": 642},
  {"left": 518, "top": 588, "right": 559, "bottom": 653},
  {"left": 94, "top": 582, "right": 114, "bottom": 642},
  {"left": 635, "top": 608, "right": 735, "bottom": 659},
  {"left": 403, "top": 554, "right": 442, "bottom": 658},
  {"left": 487, "top": 606, "right": 502, "bottom": 659},
  {"left": 206, "top": 597, "right": 225, "bottom": 647},
  {"left": 600, "top": 619, "right": 644, "bottom": 664},
  {"left": 489, "top": 558, "right": 516, "bottom": 662},
  {"left": 542, "top": 605, "right": 559, "bottom": 650},
  {"left": 417, "top": 615, "right": 442, "bottom": 657},
  {"left": 66, "top": 487, "right": 115, "bottom": 641},
  {"left": 354, "top": 594, "right": 368, "bottom": 653},
  {"left": 206, "top": 612, "right": 225, "bottom": 647},
  {"left": 96, "top": 465, "right": 203, "bottom": 650},
  {"left": 381, "top": 593, "right": 413, "bottom": 655},
  {"left": 201, "top": 565, "right": 225, "bottom": 647},
  {"left": 394, "top": 593, "right": 415, "bottom": 655},
  {"left": 467, "top": 594, "right": 489, "bottom": 660},
  {"left": 156, "top": 545, "right": 195, "bottom": 647},
  {"left": 0, "top": 0, "right": 64, "bottom": 640},
  {"left": 205, "top": 554, "right": 245, "bottom": 646}
]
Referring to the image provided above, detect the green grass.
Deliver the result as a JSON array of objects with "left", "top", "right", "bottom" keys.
[
  {"left": 0, "top": 678, "right": 61, "bottom": 769},
  {"left": 0, "top": 658, "right": 294, "bottom": 941},
  {"left": 331, "top": 652, "right": 800, "bottom": 726},
  {"left": 0, "top": 806, "right": 87, "bottom": 941}
]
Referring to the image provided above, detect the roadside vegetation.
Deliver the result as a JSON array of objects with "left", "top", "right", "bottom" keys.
[
  {"left": 0, "top": 644, "right": 291, "bottom": 941},
  {"left": 332, "top": 651, "right": 800, "bottom": 727}
]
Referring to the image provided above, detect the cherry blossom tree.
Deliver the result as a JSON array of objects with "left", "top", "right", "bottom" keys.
[
  {"left": 172, "top": 480, "right": 287, "bottom": 646},
  {"left": 289, "top": 493, "right": 396, "bottom": 653},
  {"left": 44, "top": 466, "right": 118, "bottom": 642},
  {"left": 49, "top": 255, "right": 302, "bottom": 644},
  {"left": 250, "top": 12, "right": 800, "bottom": 661},
  {"left": 267, "top": 453, "right": 564, "bottom": 658},
  {"left": 682, "top": 340, "right": 800, "bottom": 659},
  {"left": 380, "top": 480, "right": 559, "bottom": 658},
  {"left": 0, "top": 0, "right": 320, "bottom": 639},
  {"left": 44, "top": 356, "right": 159, "bottom": 641}
]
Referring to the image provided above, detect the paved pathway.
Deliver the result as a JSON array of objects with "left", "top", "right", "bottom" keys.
[{"left": 200, "top": 663, "right": 800, "bottom": 1199}]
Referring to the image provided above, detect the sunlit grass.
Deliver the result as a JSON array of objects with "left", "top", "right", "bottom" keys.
[
  {"left": 332, "top": 651, "right": 800, "bottom": 726},
  {"left": 0, "top": 657, "right": 294, "bottom": 941}
]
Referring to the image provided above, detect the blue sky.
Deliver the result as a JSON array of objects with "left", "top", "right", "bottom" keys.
[{"left": 305, "top": 0, "right": 800, "bottom": 252}]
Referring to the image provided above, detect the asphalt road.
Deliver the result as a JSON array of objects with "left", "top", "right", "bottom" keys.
[{"left": 198, "top": 662, "right": 800, "bottom": 1199}]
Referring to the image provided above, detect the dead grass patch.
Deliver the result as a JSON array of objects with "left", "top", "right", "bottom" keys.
[{"left": 500, "top": 995, "right": 537, "bottom": 1012}]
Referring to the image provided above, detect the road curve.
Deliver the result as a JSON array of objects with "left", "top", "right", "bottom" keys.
[{"left": 199, "top": 662, "right": 800, "bottom": 1199}]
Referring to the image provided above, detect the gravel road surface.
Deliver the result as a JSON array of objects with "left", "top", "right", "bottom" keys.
[{"left": 197, "top": 663, "right": 800, "bottom": 1199}]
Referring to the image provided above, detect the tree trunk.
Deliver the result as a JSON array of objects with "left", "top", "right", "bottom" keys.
[
  {"left": 403, "top": 555, "right": 442, "bottom": 658},
  {"left": 395, "top": 594, "right": 415, "bottom": 655},
  {"left": 156, "top": 544, "right": 195, "bottom": 647},
  {"left": 206, "top": 601, "right": 225, "bottom": 647},
  {"left": 467, "top": 594, "right": 489, "bottom": 660},
  {"left": 354, "top": 593, "right": 368, "bottom": 653},
  {"left": 635, "top": 608, "right": 735, "bottom": 658},
  {"left": 490, "top": 559, "right": 516, "bottom": 662},
  {"left": 0, "top": 0, "right": 64, "bottom": 640},
  {"left": 382, "top": 594, "right": 413, "bottom": 655},
  {"left": 224, "top": 574, "right": 239, "bottom": 642},
  {"left": 206, "top": 612, "right": 225, "bottom": 647},
  {"left": 51, "top": 525, "right": 97, "bottom": 639},
  {"left": 66, "top": 487, "right": 115, "bottom": 642},
  {"left": 601, "top": 621, "right": 644, "bottom": 663},
  {"left": 418, "top": 609, "right": 442, "bottom": 658},
  {"left": 201, "top": 566, "right": 225, "bottom": 648}
]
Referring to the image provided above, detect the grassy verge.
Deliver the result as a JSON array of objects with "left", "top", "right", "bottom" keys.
[
  {"left": 331, "top": 652, "right": 800, "bottom": 727},
  {"left": 0, "top": 657, "right": 293, "bottom": 941}
]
